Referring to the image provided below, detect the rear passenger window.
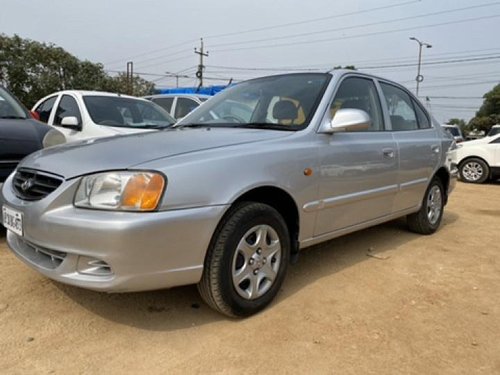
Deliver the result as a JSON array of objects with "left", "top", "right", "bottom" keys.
[
  {"left": 380, "top": 83, "right": 418, "bottom": 131},
  {"left": 330, "top": 77, "right": 384, "bottom": 131},
  {"left": 152, "top": 97, "right": 174, "bottom": 113},
  {"left": 34, "top": 96, "right": 57, "bottom": 123},
  {"left": 175, "top": 98, "right": 199, "bottom": 118},
  {"left": 413, "top": 100, "right": 431, "bottom": 129}
]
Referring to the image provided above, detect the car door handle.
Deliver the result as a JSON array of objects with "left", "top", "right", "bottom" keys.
[
  {"left": 382, "top": 148, "right": 395, "bottom": 159},
  {"left": 431, "top": 145, "right": 441, "bottom": 154}
]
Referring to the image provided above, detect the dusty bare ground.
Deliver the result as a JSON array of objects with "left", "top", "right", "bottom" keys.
[{"left": 1, "top": 182, "right": 500, "bottom": 374}]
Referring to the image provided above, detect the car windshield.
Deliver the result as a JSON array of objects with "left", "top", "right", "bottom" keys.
[
  {"left": 177, "top": 73, "right": 331, "bottom": 131},
  {"left": 0, "top": 87, "right": 28, "bottom": 120},
  {"left": 83, "top": 96, "right": 175, "bottom": 129},
  {"left": 488, "top": 127, "right": 500, "bottom": 137}
]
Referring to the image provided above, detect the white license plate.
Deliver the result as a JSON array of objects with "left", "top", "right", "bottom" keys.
[{"left": 2, "top": 205, "right": 23, "bottom": 236}]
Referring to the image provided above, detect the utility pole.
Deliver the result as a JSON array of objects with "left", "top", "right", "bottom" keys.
[
  {"left": 194, "top": 38, "right": 208, "bottom": 87},
  {"left": 126, "top": 61, "right": 134, "bottom": 95},
  {"left": 165, "top": 71, "right": 190, "bottom": 88},
  {"left": 409, "top": 37, "right": 432, "bottom": 97}
]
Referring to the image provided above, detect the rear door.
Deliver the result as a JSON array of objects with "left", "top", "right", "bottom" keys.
[
  {"left": 378, "top": 81, "right": 439, "bottom": 212},
  {"left": 33, "top": 95, "right": 58, "bottom": 124}
]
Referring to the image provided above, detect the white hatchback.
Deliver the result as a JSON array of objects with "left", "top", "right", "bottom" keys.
[{"left": 33, "top": 91, "right": 175, "bottom": 143}]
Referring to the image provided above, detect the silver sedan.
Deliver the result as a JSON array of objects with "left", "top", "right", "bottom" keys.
[{"left": 1, "top": 71, "right": 456, "bottom": 317}]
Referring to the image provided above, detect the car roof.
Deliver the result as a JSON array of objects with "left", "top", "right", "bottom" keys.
[
  {"left": 47, "top": 90, "right": 145, "bottom": 100},
  {"left": 145, "top": 93, "right": 212, "bottom": 99}
]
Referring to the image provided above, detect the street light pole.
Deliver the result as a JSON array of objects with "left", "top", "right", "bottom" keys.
[{"left": 409, "top": 37, "right": 432, "bottom": 97}]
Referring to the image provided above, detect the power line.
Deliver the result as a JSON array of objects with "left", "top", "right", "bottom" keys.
[
  {"left": 428, "top": 96, "right": 483, "bottom": 99},
  {"left": 204, "top": 48, "right": 500, "bottom": 74},
  {"left": 422, "top": 80, "right": 499, "bottom": 90},
  {"left": 359, "top": 55, "right": 500, "bottom": 70},
  {"left": 209, "top": 2, "right": 500, "bottom": 49},
  {"left": 211, "top": 14, "right": 500, "bottom": 53},
  {"left": 204, "top": 0, "right": 420, "bottom": 39},
  {"left": 103, "top": 40, "right": 198, "bottom": 66},
  {"left": 103, "top": 1, "right": 419, "bottom": 69}
]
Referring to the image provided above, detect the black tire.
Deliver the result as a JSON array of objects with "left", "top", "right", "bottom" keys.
[
  {"left": 407, "top": 177, "right": 444, "bottom": 235},
  {"left": 459, "top": 158, "right": 489, "bottom": 184},
  {"left": 197, "top": 202, "right": 290, "bottom": 318}
]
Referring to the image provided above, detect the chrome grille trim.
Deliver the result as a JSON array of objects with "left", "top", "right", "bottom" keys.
[{"left": 12, "top": 168, "right": 63, "bottom": 201}]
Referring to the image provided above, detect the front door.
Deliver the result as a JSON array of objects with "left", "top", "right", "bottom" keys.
[{"left": 314, "top": 76, "right": 398, "bottom": 236}]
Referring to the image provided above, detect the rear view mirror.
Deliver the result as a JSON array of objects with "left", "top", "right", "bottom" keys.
[
  {"left": 329, "top": 108, "right": 371, "bottom": 133},
  {"left": 61, "top": 116, "right": 81, "bottom": 130}
]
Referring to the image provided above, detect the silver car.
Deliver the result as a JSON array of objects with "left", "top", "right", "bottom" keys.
[{"left": 1, "top": 71, "right": 456, "bottom": 317}]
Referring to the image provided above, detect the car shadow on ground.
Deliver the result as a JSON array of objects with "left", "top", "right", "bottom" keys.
[{"left": 54, "top": 211, "right": 459, "bottom": 331}]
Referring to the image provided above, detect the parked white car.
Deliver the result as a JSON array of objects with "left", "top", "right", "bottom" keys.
[
  {"left": 144, "top": 93, "right": 210, "bottom": 120},
  {"left": 442, "top": 124, "right": 464, "bottom": 143},
  {"left": 450, "top": 133, "right": 500, "bottom": 183},
  {"left": 33, "top": 91, "right": 175, "bottom": 143},
  {"left": 488, "top": 124, "right": 500, "bottom": 137}
]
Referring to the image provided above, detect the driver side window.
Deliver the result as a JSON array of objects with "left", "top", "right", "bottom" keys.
[
  {"left": 330, "top": 77, "right": 384, "bottom": 131},
  {"left": 54, "top": 95, "right": 82, "bottom": 126}
]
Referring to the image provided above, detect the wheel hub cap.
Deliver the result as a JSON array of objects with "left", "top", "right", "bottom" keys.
[
  {"left": 463, "top": 162, "right": 483, "bottom": 181},
  {"left": 427, "top": 185, "right": 442, "bottom": 225},
  {"left": 231, "top": 225, "right": 282, "bottom": 300}
]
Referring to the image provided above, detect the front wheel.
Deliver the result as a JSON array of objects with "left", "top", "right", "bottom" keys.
[
  {"left": 407, "top": 177, "right": 444, "bottom": 235},
  {"left": 198, "top": 202, "right": 290, "bottom": 317},
  {"left": 459, "top": 158, "right": 489, "bottom": 184}
]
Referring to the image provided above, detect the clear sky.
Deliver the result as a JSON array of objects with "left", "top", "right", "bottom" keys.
[{"left": 1, "top": 0, "right": 499, "bottom": 122}]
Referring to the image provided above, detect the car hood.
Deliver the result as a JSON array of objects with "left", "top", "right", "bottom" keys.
[
  {"left": 19, "top": 127, "right": 292, "bottom": 179},
  {"left": 461, "top": 136, "right": 495, "bottom": 146},
  {"left": 0, "top": 119, "right": 48, "bottom": 157}
]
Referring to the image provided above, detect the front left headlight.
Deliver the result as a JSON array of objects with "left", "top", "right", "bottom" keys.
[{"left": 74, "top": 171, "right": 166, "bottom": 211}]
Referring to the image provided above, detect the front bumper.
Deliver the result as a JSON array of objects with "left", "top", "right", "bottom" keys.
[{"left": 1, "top": 174, "right": 228, "bottom": 292}]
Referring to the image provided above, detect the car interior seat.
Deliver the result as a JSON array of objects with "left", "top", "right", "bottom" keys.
[{"left": 273, "top": 100, "right": 298, "bottom": 124}]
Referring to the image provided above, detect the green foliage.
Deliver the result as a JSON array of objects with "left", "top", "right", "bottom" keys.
[
  {"left": 0, "top": 34, "right": 154, "bottom": 107},
  {"left": 446, "top": 118, "right": 466, "bottom": 127},
  {"left": 102, "top": 72, "right": 155, "bottom": 97},
  {"left": 468, "top": 84, "right": 500, "bottom": 133},
  {"left": 333, "top": 65, "right": 357, "bottom": 70}
]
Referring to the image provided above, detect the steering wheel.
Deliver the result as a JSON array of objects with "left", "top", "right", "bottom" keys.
[{"left": 221, "top": 115, "right": 245, "bottom": 123}]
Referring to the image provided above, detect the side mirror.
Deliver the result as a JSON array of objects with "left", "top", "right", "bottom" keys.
[
  {"left": 329, "top": 108, "right": 371, "bottom": 133},
  {"left": 61, "top": 116, "right": 81, "bottom": 130}
]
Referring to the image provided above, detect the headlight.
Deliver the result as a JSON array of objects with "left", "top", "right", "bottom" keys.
[
  {"left": 74, "top": 171, "right": 165, "bottom": 211},
  {"left": 42, "top": 129, "right": 67, "bottom": 148}
]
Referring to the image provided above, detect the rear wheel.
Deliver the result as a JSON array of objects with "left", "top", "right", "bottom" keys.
[
  {"left": 198, "top": 202, "right": 290, "bottom": 317},
  {"left": 407, "top": 177, "right": 444, "bottom": 235},
  {"left": 459, "top": 158, "right": 489, "bottom": 184}
]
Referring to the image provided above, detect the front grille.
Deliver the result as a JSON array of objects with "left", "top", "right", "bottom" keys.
[{"left": 12, "top": 169, "right": 63, "bottom": 201}]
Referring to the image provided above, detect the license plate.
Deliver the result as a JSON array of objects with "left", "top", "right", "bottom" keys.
[{"left": 2, "top": 205, "right": 23, "bottom": 236}]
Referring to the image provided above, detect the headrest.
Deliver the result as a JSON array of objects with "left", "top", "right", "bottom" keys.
[{"left": 273, "top": 100, "right": 298, "bottom": 121}]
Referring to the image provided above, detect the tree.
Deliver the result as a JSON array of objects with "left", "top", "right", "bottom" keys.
[
  {"left": 102, "top": 72, "right": 155, "bottom": 97},
  {"left": 0, "top": 34, "right": 155, "bottom": 107},
  {"left": 468, "top": 84, "right": 500, "bottom": 133}
]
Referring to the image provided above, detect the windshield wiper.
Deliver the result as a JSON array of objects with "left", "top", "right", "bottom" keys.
[
  {"left": 243, "top": 123, "right": 297, "bottom": 131},
  {"left": 174, "top": 123, "right": 212, "bottom": 129},
  {"left": 140, "top": 124, "right": 173, "bottom": 129},
  {"left": 0, "top": 115, "right": 27, "bottom": 119}
]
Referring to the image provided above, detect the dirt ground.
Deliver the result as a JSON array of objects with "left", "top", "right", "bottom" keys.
[{"left": 1, "top": 181, "right": 499, "bottom": 374}]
